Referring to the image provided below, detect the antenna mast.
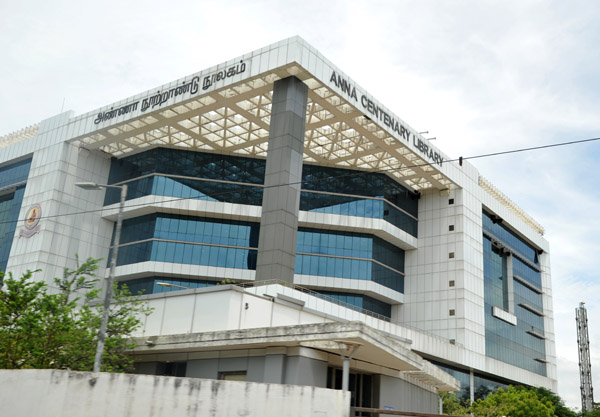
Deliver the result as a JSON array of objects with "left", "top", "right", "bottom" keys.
[{"left": 576, "top": 302, "right": 594, "bottom": 411}]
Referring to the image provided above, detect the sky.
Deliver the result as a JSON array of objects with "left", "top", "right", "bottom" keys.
[{"left": 1, "top": 0, "right": 599, "bottom": 409}]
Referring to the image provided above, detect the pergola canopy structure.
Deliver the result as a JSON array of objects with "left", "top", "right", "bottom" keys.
[
  {"left": 70, "top": 38, "right": 455, "bottom": 192},
  {"left": 0, "top": 37, "right": 546, "bottom": 234}
]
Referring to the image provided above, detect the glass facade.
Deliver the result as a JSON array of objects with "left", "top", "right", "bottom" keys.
[
  {"left": 104, "top": 148, "right": 266, "bottom": 206},
  {"left": 482, "top": 211, "right": 539, "bottom": 265},
  {"left": 105, "top": 149, "right": 409, "bottom": 297},
  {"left": 473, "top": 374, "right": 509, "bottom": 399},
  {"left": 315, "top": 290, "right": 392, "bottom": 318},
  {"left": 104, "top": 148, "right": 418, "bottom": 236},
  {"left": 0, "top": 158, "right": 32, "bottom": 274},
  {"left": 0, "top": 158, "right": 32, "bottom": 188},
  {"left": 301, "top": 164, "right": 418, "bottom": 237},
  {"left": 118, "top": 241, "right": 258, "bottom": 269},
  {"left": 300, "top": 192, "right": 416, "bottom": 237},
  {"left": 114, "top": 215, "right": 404, "bottom": 293},
  {"left": 296, "top": 228, "right": 404, "bottom": 293},
  {"left": 432, "top": 362, "right": 471, "bottom": 402},
  {"left": 109, "top": 175, "right": 264, "bottom": 206},
  {"left": 114, "top": 214, "right": 259, "bottom": 269},
  {"left": 431, "top": 361, "right": 509, "bottom": 402},
  {"left": 482, "top": 210, "right": 546, "bottom": 376},
  {"left": 483, "top": 237, "right": 509, "bottom": 311},
  {"left": 119, "top": 277, "right": 218, "bottom": 295},
  {"left": 513, "top": 256, "right": 542, "bottom": 288},
  {"left": 301, "top": 164, "right": 418, "bottom": 217}
]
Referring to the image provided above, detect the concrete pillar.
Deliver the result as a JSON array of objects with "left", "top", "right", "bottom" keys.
[
  {"left": 264, "top": 350, "right": 287, "bottom": 383},
  {"left": 256, "top": 76, "right": 308, "bottom": 283},
  {"left": 342, "top": 357, "right": 350, "bottom": 391}
]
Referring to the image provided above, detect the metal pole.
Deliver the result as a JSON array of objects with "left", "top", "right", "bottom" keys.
[
  {"left": 339, "top": 344, "right": 360, "bottom": 392},
  {"left": 342, "top": 357, "right": 350, "bottom": 391},
  {"left": 469, "top": 369, "right": 475, "bottom": 403},
  {"left": 93, "top": 184, "right": 127, "bottom": 372}
]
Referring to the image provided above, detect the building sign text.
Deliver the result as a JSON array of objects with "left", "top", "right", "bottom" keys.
[{"left": 329, "top": 71, "right": 444, "bottom": 167}]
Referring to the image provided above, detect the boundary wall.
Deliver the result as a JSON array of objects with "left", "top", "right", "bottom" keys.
[{"left": 0, "top": 369, "right": 350, "bottom": 417}]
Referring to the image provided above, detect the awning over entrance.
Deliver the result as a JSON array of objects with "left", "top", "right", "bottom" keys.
[{"left": 131, "top": 321, "right": 459, "bottom": 392}]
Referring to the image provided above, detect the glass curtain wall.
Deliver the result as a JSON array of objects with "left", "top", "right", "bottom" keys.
[
  {"left": 482, "top": 210, "right": 546, "bottom": 375},
  {"left": 431, "top": 360, "right": 509, "bottom": 402},
  {"left": 104, "top": 148, "right": 418, "bottom": 237},
  {"left": 0, "top": 158, "right": 32, "bottom": 274},
  {"left": 114, "top": 214, "right": 260, "bottom": 270},
  {"left": 301, "top": 164, "right": 418, "bottom": 237},
  {"left": 105, "top": 149, "right": 411, "bottom": 318},
  {"left": 296, "top": 228, "right": 404, "bottom": 293}
]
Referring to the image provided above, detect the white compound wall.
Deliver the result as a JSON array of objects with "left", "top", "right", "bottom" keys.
[{"left": 0, "top": 369, "right": 350, "bottom": 417}]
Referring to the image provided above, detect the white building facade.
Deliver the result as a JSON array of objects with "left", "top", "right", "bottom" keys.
[{"left": 0, "top": 37, "right": 556, "bottom": 411}]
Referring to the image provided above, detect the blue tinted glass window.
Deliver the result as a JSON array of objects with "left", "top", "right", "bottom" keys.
[
  {"left": 295, "top": 254, "right": 403, "bottom": 293},
  {"left": 429, "top": 361, "right": 511, "bottom": 402},
  {"left": 315, "top": 290, "right": 392, "bottom": 319},
  {"left": 113, "top": 214, "right": 259, "bottom": 270},
  {"left": 107, "top": 148, "right": 266, "bottom": 185},
  {"left": 104, "top": 149, "right": 418, "bottom": 235},
  {"left": 482, "top": 233, "right": 546, "bottom": 375},
  {"left": 297, "top": 228, "right": 404, "bottom": 273},
  {"left": 105, "top": 174, "right": 264, "bottom": 206},
  {"left": 117, "top": 241, "right": 257, "bottom": 270},
  {"left": 483, "top": 236, "right": 508, "bottom": 310},
  {"left": 0, "top": 158, "right": 32, "bottom": 188},
  {"left": 300, "top": 192, "right": 417, "bottom": 237},
  {"left": 514, "top": 280, "right": 543, "bottom": 312},
  {"left": 0, "top": 158, "right": 32, "bottom": 274},
  {"left": 482, "top": 211, "right": 539, "bottom": 265},
  {"left": 301, "top": 164, "right": 418, "bottom": 217},
  {"left": 119, "top": 276, "right": 218, "bottom": 295},
  {"left": 0, "top": 186, "right": 27, "bottom": 274},
  {"left": 104, "top": 148, "right": 265, "bottom": 205},
  {"left": 513, "top": 257, "right": 542, "bottom": 289},
  {"left": 473, "top": 374, "right": 508, "bottom": 400},
  {"left": 118, "top": 214, "right": 259, "bottom": 248},
  {"left": 429, "top": 362, "right": 472, "bottom": 403}
]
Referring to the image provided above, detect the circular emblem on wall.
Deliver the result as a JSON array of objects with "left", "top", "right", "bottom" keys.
[
  {"left": 24, "top": 204, "right": 41, "bottom": 229},
  {"left": 19, "top": 204, "right": 42, "bottom": 238}
]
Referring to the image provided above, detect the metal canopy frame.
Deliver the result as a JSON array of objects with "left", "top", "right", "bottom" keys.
[{"left": 75, "top": 64, "right": 453, "bottom": 192}]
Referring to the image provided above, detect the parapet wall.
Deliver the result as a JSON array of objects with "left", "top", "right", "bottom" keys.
[{"left": 0, "top": 369, "right": 350, "bottom": 417}]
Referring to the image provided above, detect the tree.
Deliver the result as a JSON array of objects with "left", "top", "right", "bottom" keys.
[
  {"left": 440, "top": 392, "right": 469, "bottom": 416},
  {"left": 0, "top": 257, "right": 151, "bottom": 372},
  {"left": 442, "top": 385, "right": 579, "bottom": 417},
  {"left": 470, "top": 386, "right": 554, "bottom": 417},
  {"left": 580, "top": 407, "right": 600, "bottom": 417},
  {"left": 533, "top": 387, "right": 577, "bottom": 417}
]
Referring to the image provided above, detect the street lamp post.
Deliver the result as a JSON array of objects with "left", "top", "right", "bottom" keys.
[
  {"left": 156, "top": 282, "right": 190, "bottom": 290},
  {"left": 75, "top": 181, "right": 128, "bottom": 373}
]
